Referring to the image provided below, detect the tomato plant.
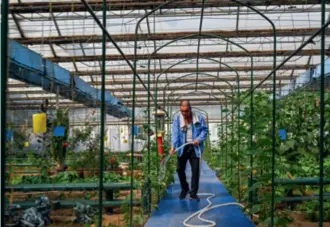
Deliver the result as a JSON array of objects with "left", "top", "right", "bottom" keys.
[{"left": 210, "top": 90, "right": 330, "bottom": 226}]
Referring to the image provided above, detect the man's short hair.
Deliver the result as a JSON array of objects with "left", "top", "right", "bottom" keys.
[{"left": 180, "top": 100, "right": 191, "bottom": 108}]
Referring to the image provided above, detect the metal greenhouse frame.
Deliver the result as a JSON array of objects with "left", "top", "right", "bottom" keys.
[{"left": 1, "top": 0, "right": 329, "bottom": 226}]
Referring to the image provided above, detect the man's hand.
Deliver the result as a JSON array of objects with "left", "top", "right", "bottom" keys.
[
  {"left": 193, "top": 139, "right": 200, "bottom": 146},
  {"left": 169, "top": 146, "right": 176, "bottom": 155}
]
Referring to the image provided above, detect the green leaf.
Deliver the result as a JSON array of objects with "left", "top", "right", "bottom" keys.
[{"left": 250, "top": 204, "right": 261, "bottom": 213}]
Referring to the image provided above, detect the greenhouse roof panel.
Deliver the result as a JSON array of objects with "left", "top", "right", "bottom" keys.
[{"left": 5, "top": 0, "right": 329, "bottom": 109}]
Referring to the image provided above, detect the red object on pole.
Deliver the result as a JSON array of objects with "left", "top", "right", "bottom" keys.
[{"left": 157, "top": 136, "right": 164, "bottom": 155}]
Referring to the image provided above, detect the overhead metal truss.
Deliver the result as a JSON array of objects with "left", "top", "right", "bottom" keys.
[
  {"left": 9, "top": 0, "right": 325, "bottom": 13},
  {"left": 15, "top": 28, "right": 329, "bottom": 45},
  {"left": 71, "top": 64, "right": 310, "bottom": 76},
  {"left": 46, "top": 49, "right": 328, "bottom": 62},
  {"left": 6, "top": 0, "right": 328, "bottom": 112}
]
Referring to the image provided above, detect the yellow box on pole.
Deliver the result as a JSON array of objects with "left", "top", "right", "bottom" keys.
[{"left": 32, "top": 113, "right": 47, "bottom": 133}]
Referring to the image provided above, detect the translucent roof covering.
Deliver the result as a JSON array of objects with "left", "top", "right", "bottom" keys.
[{"left": 6, "top": 0, "right": 330, "bottom": 118}]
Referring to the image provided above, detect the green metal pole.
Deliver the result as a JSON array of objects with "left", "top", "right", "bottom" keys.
[
  {"left": 79, "top": 2, "right": 159, "bottom": 225},
  {"left": 237, "top": 5, "right": 277, "bottom": 224},
  {"left": 163, "top": 74, "right": 234, "bottom": 98},
  {"left": 147, "top": 43, "right": 152, "bottom": 212},
  {"left": 238, "top": 21, "right": 330, "bottom": 107},
  {"left": 220, "top": 105, "right": 223, "bottom": 169},
  {"left": 249, "top": 61, "right": 254, "bottom": 206},
  {"left": 195, "top": 0, "right": 205, "bottom": 91},
  {"left": 319, "top": 1, "right": 326, "bottom": 226},
  {"left": 231, "top": 3, "right": 276, "bottom": 221},
  {"left": 270, "top": 22, "right": 277, "bottom": 227},
  {"left": 153, "top": 62, "right": 160, "bottom": 203},
  {"left": 225, "top": 102, "right": 228, "bottom": 170},
  {"left": 1, "top": 1, "right": 9, "bottom": 226},
  {"left": 80, "top": 0, "right": 154, "bottom": 101},
  {"left": 149, "top": 32, "right": 253, "bottom": 189},
  {"left": 237, "top": 74, "right": 241, "bottom": 202},
  {"left": 131, "top": 21, "right": 139, "bottom": 227},
  {"left": 231, "top": 107, "right": 234, "bottom": 177},
  {"left": 98, "top": 1, "right": 107, "bottom": 226}
]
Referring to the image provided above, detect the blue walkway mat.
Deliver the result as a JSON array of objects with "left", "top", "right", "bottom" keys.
[{"left": 145, "top": 161, "right": 255, "bottom": 227}]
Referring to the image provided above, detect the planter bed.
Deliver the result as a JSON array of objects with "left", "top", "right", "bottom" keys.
[{"left": 5, "top": 182, "right": 138, "bottom": 213}]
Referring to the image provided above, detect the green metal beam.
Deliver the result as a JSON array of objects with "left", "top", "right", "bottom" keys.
[{"left": 1, "top": 1, "right": 9, "bottom": 226}]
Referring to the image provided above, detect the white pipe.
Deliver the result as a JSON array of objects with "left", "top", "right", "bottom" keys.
[{"left": 159, "top": 143, "right": 258, "bottom": 227}]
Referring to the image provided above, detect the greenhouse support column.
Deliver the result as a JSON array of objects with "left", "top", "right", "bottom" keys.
[
  {"left": 225, "top": 102, "right": 228, "bottom": 170},
  {"left": 1, "top": 1, "right": 9, "bottom": 226},
  {"left": 98, "top": 1, "right": 107, "bottom": 226},
  {"left": 147, "top": 47, "right": 152, "bottom": 214},
  {"left": 206, "top": 115, "right": 210, "bottom": 148},
  {"left": 319, "top": 1, "right": 326, "bottom": 226},
  {"left": 155, "top": 106, "right": 160, "bottom": 203},
  {"left": 232, "top": 2, "right": 276, "bottom": 216},
  {"left": 270, "top": 24, "right": 277, "bottom": 227},
  {"left": 153, "top": 71, "right": 161, "bottom": 203},
  {"left": 168, "top": 106, "right": 172, "bottom": 138},
  {"left": 194, "top": 0, "right": 205, "bottom": 91},
  {"left": 219, "top": 105, "right": 223, "bottom": 168},
  {"left": 205, "top": 113, "right": 210, "bottom": 148},
  {"left": 249, "top": 66, "right": 254, "bottom": 206},
  {"left": 237, "top": 73, "right": 241, "bottom": 202},
  {"left": 231, "top": 105, "right": 234, "bottom": 176},
  {"left": 154, "top": 73, "right": 160, "bottom": 203}
]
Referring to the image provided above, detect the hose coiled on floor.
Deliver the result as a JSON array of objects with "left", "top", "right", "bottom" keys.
[{"left": 160, "top": 143, "right": 257, "bottom": 227}]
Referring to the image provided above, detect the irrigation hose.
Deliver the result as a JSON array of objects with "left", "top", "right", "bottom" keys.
[
  {"left": 159, "top": 142, "right": 193, "bottom": 181},
  {"left": 159, "top": 142, "right": 258, "bottom": 227}
]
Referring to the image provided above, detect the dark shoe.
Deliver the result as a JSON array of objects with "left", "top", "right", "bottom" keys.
[
  {"left": 190, "top": 194, "right": 200, "bottom": 202},
  {"left": 179, "top": 190, "right": 189, "bottom": 199}
]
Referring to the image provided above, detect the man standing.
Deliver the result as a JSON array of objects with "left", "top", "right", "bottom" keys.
[{"left": 170, "top": 100, "right": 208, "bottom": 201}]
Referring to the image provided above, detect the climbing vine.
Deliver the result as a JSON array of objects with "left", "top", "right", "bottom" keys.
[{"left": 211, "top": 90, "right": 330, "bottom": 226}]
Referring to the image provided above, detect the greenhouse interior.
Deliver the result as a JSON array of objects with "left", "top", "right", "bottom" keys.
[{"left": 1, "top": 0, "right": 330, "bottom": 227}]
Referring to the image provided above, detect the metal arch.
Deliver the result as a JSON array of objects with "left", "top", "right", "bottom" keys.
[
  {"left": 170, "top": 107, "right": 209, "bottom": 132},
  {"left": 168, "top": 91, "right": 218, "bottom": 142},
  {"left": 155, "top": 57, "right": 240, "bottom": 101},
  {"left": 148, "top": 34, "right": 252, "bottom": 181},
  {"left": 149, "top": 33, "right": 253, "bottom": 102},
  {"left": 165, "top": 83, "right": 233, "bottom": 122},
  {"left": 168, "top": 92, "right": 218, "bottom": 145},
  {"left": 162, "top": 72, "right": 235, "bottom": 109},
  {"left": 154, "top": 58, "right": 241, "bottom": 169},
  {"left": 155, "top": 57, "right": 241, "bottom": 115},
  {"left": 133, "top": 1, "right": 252, "bottom": 220},
  {"left": 168, "top": 91, "right": 223, "bottom": 108},
  {"left": 80, "top": 1, "right": 163, "bottom": 225},
  {"left": 148, "top": 33, "right": 253, "bottom": 103},
  {"left": 80, "top": 0, "right": 154, "bottom": 101},
  {"left": 164, "top": 82, "right": 234, "bottom": 149},
  {"left": 169, "top": 106, "right": 210, "bottom": 145},
  {"left": 165, "top": 84, "right": 234, "bottom": 172},
  {"left": 156, "top": 57, "right": 240, "bottom": 84},
  {"left": 132, "top": 0, "right": 178, "bottom": 215},
  {"left": 172, "top": 107, "right": 209, "bottom": 121},
  {"left": 146, "top": 33, "right": 253, "bottom": 64},
  {"left": 164, "top": 82, "right": 233, "bottom": 120},
  {"left": 168, "top": 91, "right": 233, "bottom": 126},
  {"left": 167, "top": 91, "right": 214, "bottom": 141},
  {"left": 232, "top": 0, "right": 277, "bottom": 214},
  {"left": 172, "top": 90, "right": 222, "bottom": 102},
  {"left": 165, "top": 82, "right": 234, "bottom": 107}
]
